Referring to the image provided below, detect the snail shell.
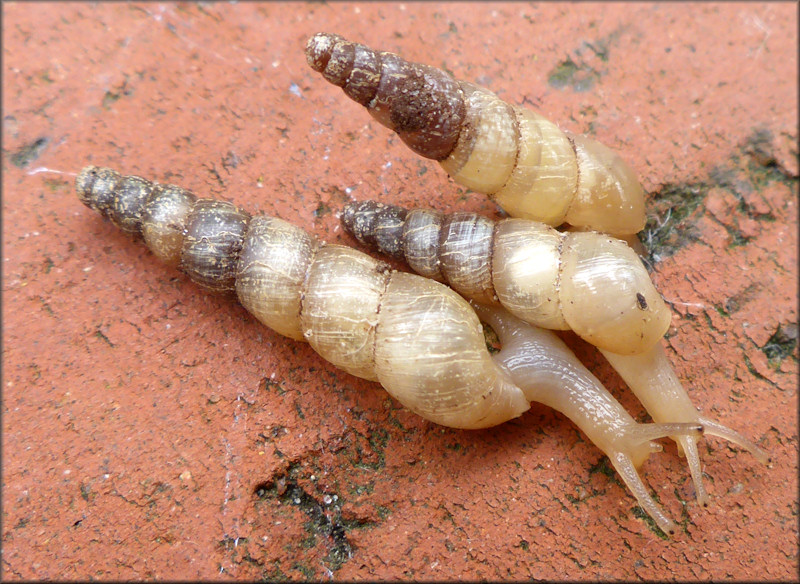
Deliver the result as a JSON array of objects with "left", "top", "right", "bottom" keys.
[
  {"left": 76, "top": 165, "right": 530, "bottom": 428},
  {"left": 306, "top": 32, "right": 646, "bottom": 236},
  {"left": 342, "top": 200, "right": 670, "bottom": 355}
]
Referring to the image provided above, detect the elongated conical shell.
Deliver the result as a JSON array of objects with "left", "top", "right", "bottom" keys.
[
  {"left": 77, "top": 166, "right": 769, "bottom": 534},
  {"left": 306, "top": 32, "right": 646, "bottom": 236},
  {"left": 342, "top": 201, "right": 670, "bottom": 355},
  {"left": 76, "top": 166, "right": 530, "bottom": 429},
  {"left": 491, "top": 219, "right": 569, "bottom": 330}
]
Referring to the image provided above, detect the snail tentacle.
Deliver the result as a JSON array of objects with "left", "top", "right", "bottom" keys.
[
  {"left": 474, "top": 303, "right": 701, "bottom": 536},
  {"left": 602, "top": 346, "right": 771, "bottom": 508}
]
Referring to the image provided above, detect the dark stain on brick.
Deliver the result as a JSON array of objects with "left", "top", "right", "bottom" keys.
[
  {"left": 762, "top": 323, "right": 798, "bottom": 365},
  {"left": 10, "top": 136, "right": 49, "bottom": 168}
]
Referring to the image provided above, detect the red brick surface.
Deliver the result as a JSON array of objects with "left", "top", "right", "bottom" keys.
[{"left": 2, "top": 2, "right": 797, "bottom": 580}]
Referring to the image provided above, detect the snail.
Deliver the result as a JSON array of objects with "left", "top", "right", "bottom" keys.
[
  {"left": 76, "top": 165, "right": 705, "bottom": 535},
  {"left": 341, "top": 201, "right": 669, "bottom": 356},
  {"left": 304, "top": 32, "right": 769, "bottom": 507},
  {"left": 340, "top": 200, "right": 772, "bottom": 507},
  {"left": 305, "top": 32, "right": 646, "bottom": 237}
]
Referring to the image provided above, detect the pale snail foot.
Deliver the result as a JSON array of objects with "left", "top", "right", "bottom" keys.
[{"left": 474, "top": 302, "right": 701, "bottom": 536}]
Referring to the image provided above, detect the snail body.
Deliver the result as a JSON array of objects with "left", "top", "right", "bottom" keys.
[
  {"left": 341, "top": 200, "right": 771, "bottom": 506},
  {"left": 77, "top": 165, "right": 704, "bottom": 534},
  {"left": 305, "top": 32, "right": 646, "bottom": 237}
]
